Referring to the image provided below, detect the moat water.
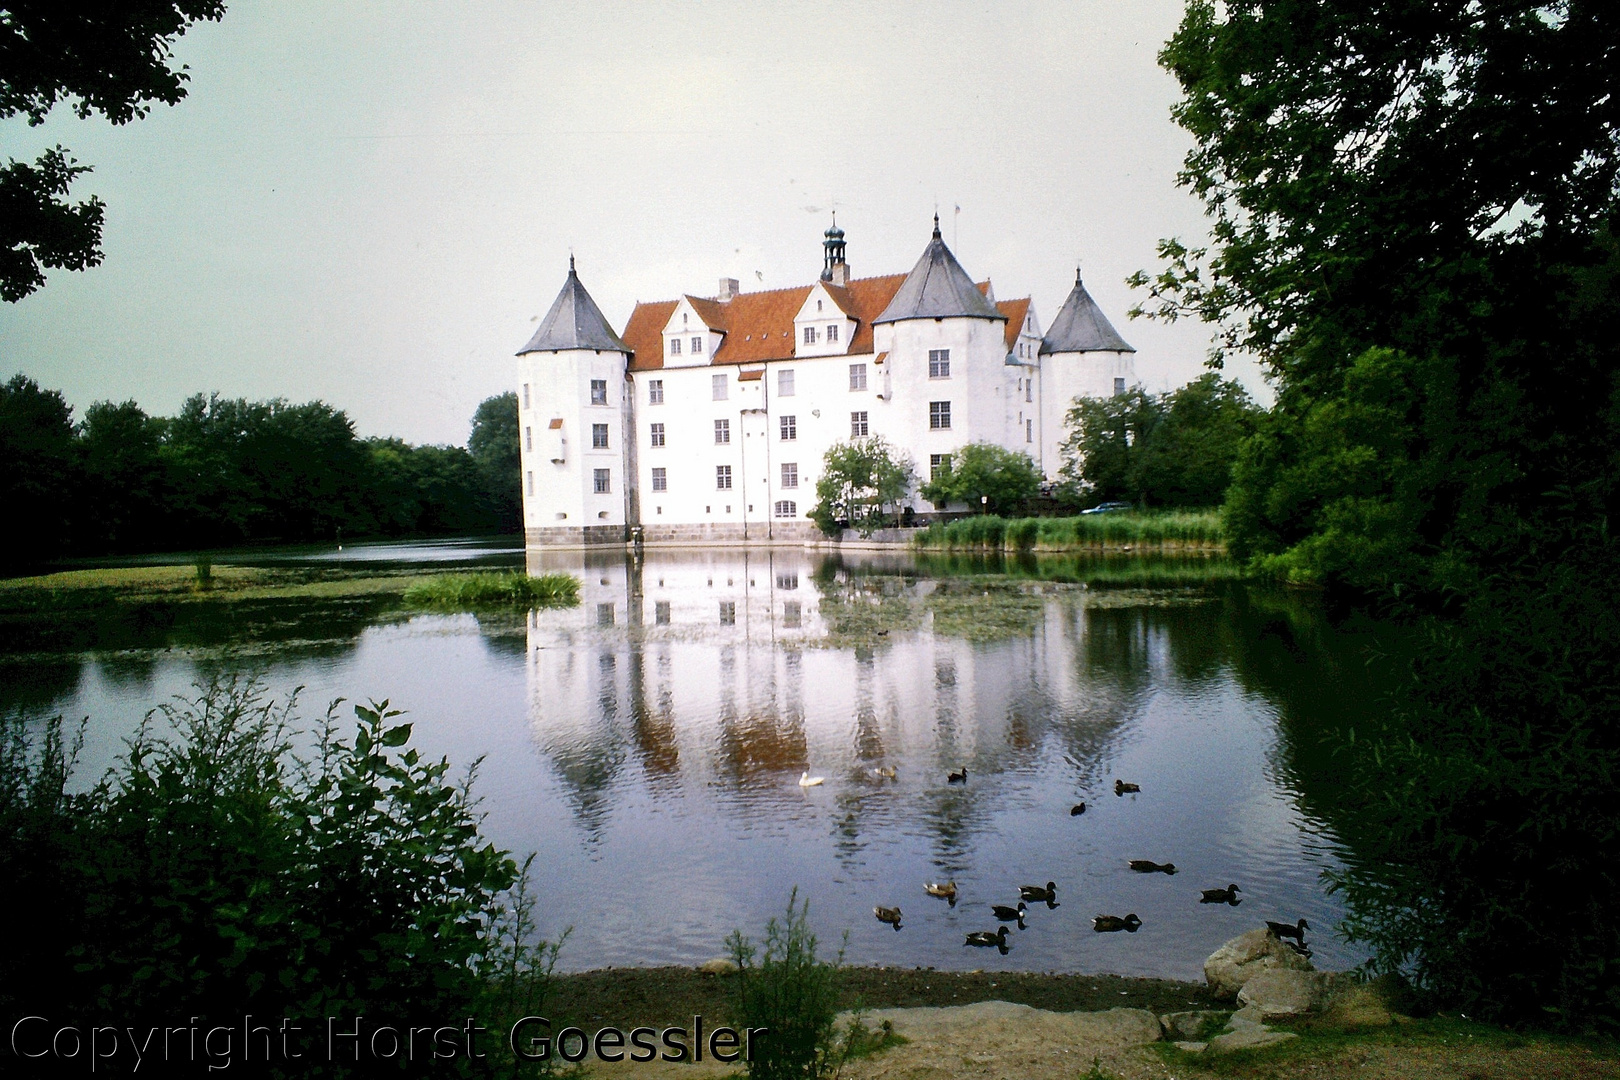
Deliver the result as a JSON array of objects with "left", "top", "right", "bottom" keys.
[{"left": 5, "top": 539, "right": 1388, "bottom": 980}]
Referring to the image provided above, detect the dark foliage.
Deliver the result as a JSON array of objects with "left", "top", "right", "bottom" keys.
[
  {"left": 1, "top": 1, "right": 227, "bottom": 300},
  {"left": 727, "top": 890, "right": 846, "bottom": 1080},
  {"left": 469, "top": 391, "right": 522, "bottom": 532},
  {"left": 919, "top": 441, "right": 1041, "bottom": 516},
  {"left": 0, "top": 374, "right": 76, "bottom": 567},
  {"left": 1140, "top": 0, "right": 1620, "bottom": 1028}
]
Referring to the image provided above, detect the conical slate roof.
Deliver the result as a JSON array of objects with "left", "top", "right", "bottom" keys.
[
  {"left": 517, "top": 259, "right": 629, "bottom": 354},
  {"left": 1039, "top": 270, "right": 1135, "bottom": 354},
  {"left": 872, "top": 217, "right": 1004, "bottom": 325}
]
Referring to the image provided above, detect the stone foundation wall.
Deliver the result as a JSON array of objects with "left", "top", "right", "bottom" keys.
[
  {"left": 524, "top": 524, "right": 627, "bottom": 547},
  {"left": 639, "top": 522, "right": 820, "bottom": 545}
]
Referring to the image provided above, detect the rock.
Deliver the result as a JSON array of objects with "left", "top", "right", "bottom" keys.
[
  {"left": 1158, "top": 1010, "right": 1223, "bottom": 1040},
  {"left": 1207, "top": 1027, "right": 1298, "bottom": 1053},
  {"left": 1320, "top": 984, "right": 1395, "bottom": 1029},
  {"left": 698, "top": 957, "right": 739, "bottom": 975},
  {"left": 1172, "top": 1041, "right": 1209, "bottom": 1052},
  {"left": 1236, "top": 968, "right": 1323, "bottom": 1020},
  {"left": 1203, "top": 928, "right": 1313, "bottom": 999}
]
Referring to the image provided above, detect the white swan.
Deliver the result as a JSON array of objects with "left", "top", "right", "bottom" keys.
[{"left": 798, "top": 771, "right": 825, "bottom": 788}]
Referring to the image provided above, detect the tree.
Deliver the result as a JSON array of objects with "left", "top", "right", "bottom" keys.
[
  {"left": 468, "top": 392, "right": 521, "bottom": 533},
  {"left": 0, "top": 373, "right": 78, "bottom": 570},
  {"left": 1, "top": 2, "right": 227, "bottom": 300},
  {"left": 1132, "top": 374, "right": 1262, "bottom": 507},
  {"left": 919, "top": 441, "right": 1040, "bottom": 516},
  {"left": 1056, "top": 387, "right": 1160, "bottom": 505},
  {"left": 809, "top": 437, "right": 916, "bottom": 537},
  {"left": 77, "top": 399, "right": 168, "bottom": 551}
]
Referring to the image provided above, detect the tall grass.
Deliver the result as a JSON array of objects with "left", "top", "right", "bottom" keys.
[
  {"left": 403, "top": 571, "right": 579, "bottom": 609},
  {"left": 914, "top": 511, "right": 1223, "bottom": 552}
]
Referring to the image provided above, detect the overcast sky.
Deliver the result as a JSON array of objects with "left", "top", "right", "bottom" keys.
[{"left": 0, "top": 0, "right": 1260, "bottom": 446}]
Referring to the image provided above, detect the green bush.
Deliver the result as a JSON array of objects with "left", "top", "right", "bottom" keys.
[
  {"left": 726, "top": 889, "right": 846, "bottom": 1080},
  {"left": 403, "top": 570, "right": 580, "bottom": 609},
  {"left": 0, "top": 677, "right": 562, "bottom": 1077}
]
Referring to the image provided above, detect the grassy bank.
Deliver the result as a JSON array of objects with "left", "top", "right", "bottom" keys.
[
  {"left": 402, "top": 570, "right": 579, "bottom": 609},
  {"left": 914, "top": 511, "right": 1224, "bottom": 552}
]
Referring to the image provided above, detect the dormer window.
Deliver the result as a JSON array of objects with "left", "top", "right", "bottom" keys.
[
  {"left": 691, "top": 337, "right": 703, "bottom": 354},
  {"left": 683, "top": 312, "right": 688, "bottom": 325},
  {"left": 669, "top": 337, "right": 682, "bottom": 355},
  {"left": 827, "top": 324, "right": 839, "bottom": 343},
  {"left": 803, "top": 326, "right": 818, "bottom": 345}
]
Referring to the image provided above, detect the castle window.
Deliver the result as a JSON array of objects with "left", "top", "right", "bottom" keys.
[
  {"left": 650, "top": 422, "right": 665, "bottom": 447},
  {"left": 525, "top": 426, "right": 532, "bottom": 451},
  {"left": 655, "top": 601, "right": 671, "bottom": 625},
  {"left": 593, "top": 469, "right": 611, "bottom": 493},
  {"left": 782, "top": 600, "right": 801, "bottom": 627},
  {"left": 778, "top": 369, "right": 795, "bottom": 396},
  {"left": 780, "top": 415, "right": 796, "bottom": 441},
  {"left": 1114, "top": 377, "right": 1126, "bottom": 396},
  {"left": 1026, "top": 381, "right": 1032, "bottom": 403},
  {"left": 928, "top": 349, "right": 951, "bottom": 378},
  {"left": 598, "top": 603, "right": 614, "bottom": 626},
  {"left": 929, "top": 401, "right": 951, "bottom": 430},
  {"left": 776, "top": 573, "right": 797, "bottom": 590},
  {"left": 648, "top": 379, "right": 664, "bottom": 404},
  {"left": 522, "top": 383, "right": 530, "bottom": 409},
  {"left": 714, "top": 419, "right": 730, "bottom": 445},
  {"left": 802, "top": 326, "right": 817, "bottom": 345},
  {"left": 781, "top": 462, "right": 798, "bottom": 489},
  {"left": 827, "top": 324, "right": 839, "bottom": 343},
  {"left": 691, "top": 336, "right": 703, "bottom": 354},
  {"left": 716, "top": 465, "right": 732, "bottom": 490},
  {"left": 850, "top": 411, "right": 868, "bottom": 437},
  {"left": 1027, "top": 418, "right": 1034, "bottom": 443},
  {"left": 930, "top": 453, "right": 951, "bottom": 480},
  {"left": 670, "top": 337, "right": 682, "bottom": 355},
  {"left": 592, "top": 423, "right": 609, "bottom": 449},
  {"left": 590, "top": 379, "right": 608, "bottom": 405},
  {"left": 719, "top": 601, "right": 735, "bottom": 625},
  {"left": 712, "top": 373, "right": 728, "bottom": 401},
  {"left": 816, "top": 299, "right": 823, "bottom": 312},
  {"left": 849, "top": 363, "right": 866, "bottom": 391},
  {"left": 651, "top": 467, "right": 667, "bottom": 491},
  {"left": 774, "top": 500, "right": 797, "bottom": 519},
  {"left": 526, "top": 471, "right": 534, "bottom": 495}
]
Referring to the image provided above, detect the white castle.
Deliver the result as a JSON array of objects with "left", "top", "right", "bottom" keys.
[{"left": 516, "top": 218, "right": 1139, "bottom": 547}]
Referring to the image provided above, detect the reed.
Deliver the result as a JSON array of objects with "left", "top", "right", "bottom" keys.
[
  {"left": 914, "top": 511, "right": 1224, "bottom": 551},
  {"left": 402, "top": 571, "right": 579, "bottom": 609}
]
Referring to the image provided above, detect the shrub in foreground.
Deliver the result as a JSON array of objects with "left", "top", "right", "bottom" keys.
[{"left": 727, "top": 889, "right": 846, "bottom": 1080}]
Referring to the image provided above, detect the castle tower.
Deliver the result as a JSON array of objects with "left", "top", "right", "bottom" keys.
[
  {"left": 1036, "top": 267, "right": 1138, "bottom": 479},
  {"left": 820, "top": 214, "right": 849, "bottom": 286},
  {"left": 516, "top": 258, "right": 636, "bottom": 547},
  {"left": 872, "top": 215, "right": 1009, "bottom": 489}
]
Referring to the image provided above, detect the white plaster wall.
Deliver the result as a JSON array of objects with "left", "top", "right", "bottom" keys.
[
  {"left": 518, "top": 347, "right": 630, "bottom": 529},
  {"left": 1037, "top": 350, "right": 1140, "bottom": 481}
]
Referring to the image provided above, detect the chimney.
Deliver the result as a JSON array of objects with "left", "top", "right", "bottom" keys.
[
  {"left": 828, "top": 261, "right": 850, "bottom": 287},
  {"left": 717, "top": 277, "right": 740, "bottom": 303}
]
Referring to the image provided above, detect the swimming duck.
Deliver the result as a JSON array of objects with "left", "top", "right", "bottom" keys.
[
  {"left": 873, "top": 906, "right": 902, "bottom": 930},
  {"left": 1093, "top": 914, "right": 1142, "bottom": 933},
  {"left": 798, "top": 771, "right": 825, "bottom": 788},
  {"left": 1018, "top": 881, "right": 1057, "bottom": 904},
  {"left": 869, "top": 765, "right": 897, "bottom": 781},
  {"left": 1114, "top": 780, "right": 1140, "bottom": 796},
  {"left": 1266, "top": 918, "right": 1309, "bottom": 943},
  {"left": 990, "top": 902, "right": 1027, "bottom": 928},
  {"left": 923, "top": 881, "right": 958, "bottom": 905},
  {"left": 947, "top": 767, "right": 968, "bottom": 784},
  {"left": 1200, "top": 884, "right": 1241, "bottom": 905},
  {"left": 1070, "top": 802, "right": 1086, "bottom": 816},
  {"left": 1128, "top": 860, "right": 1178, "bottom": 875},
  {"left": 964, "top": 927, "right": 1009, "bottom": 951}
]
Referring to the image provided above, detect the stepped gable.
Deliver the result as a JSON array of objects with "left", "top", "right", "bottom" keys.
[
  {"left": 1040, "top": 269, "right": 1135, "bottom": 354},
  {"left": 874, "top": 217, "right": 1005, "bottom": 325},
  {"left": 517, "top": 259, "right": 630, "bottom": 354},
  {"left": 998, "top": 297, "right": 1031, "bottom": 350},
  {"left": 623, "top": 274, "right": 907, "bottom": 372}
]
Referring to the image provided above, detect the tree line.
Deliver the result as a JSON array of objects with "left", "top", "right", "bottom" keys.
[{"left": 0, "top": 375, "right": 521, "bottom": 573}]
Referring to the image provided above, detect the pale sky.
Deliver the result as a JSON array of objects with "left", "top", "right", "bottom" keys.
[{"left": 0, "top": 0, "right": 1260, "bottom": 447}]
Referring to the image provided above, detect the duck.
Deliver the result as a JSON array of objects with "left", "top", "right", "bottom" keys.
[
  {"left": 1128, "top": 860, "right": 1178, "bottom": 875},
  {"left": 1285, "top": 938, "right": 1313, "bottom": 958},
  {"left": 947, "top": 767, "right": 968, "bottom": 784},
  {"left": 923, "top": 881, "right": 958, "bottom": 905},
  {"left": 1070, "top": 802, "right": 1086, "bottom": 816},
  {"left": 1093, "top": 913, "right": 1143, "bottom": 933},
  {"left": 1018, "top": 881, "right": 1057, "bottom": 905},
  {"left": 798, "top": 771, "right": 825, "bottom": 788},
  {"left": 990, "top": 902, "right": 1027, "bottom": 928},
  {"left": 964, "top": 926, "right": 1009, "bottom": 951},
  {"left": 873, "top": 906, "right": 903, "bottom": 930},
  {"left": 1114, "top": 780, "right": 1140, "bottom": 796},
  {"left": 1200, "top": 884, "right": 1241, "bottom": 905},
  {"left": 1266, "top": 918, "right": 1309, "bottom": 943},
  {"left": 869, "top": 765, "right": 898, "bottom": 781}
]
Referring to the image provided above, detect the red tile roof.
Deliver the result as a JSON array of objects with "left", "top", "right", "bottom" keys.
[
  {"left": 998, "top": 298, "right": 1031, "bottom": 350},
  {"left": 622, "top": 274, "right": 909, "bottom": 372}
]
